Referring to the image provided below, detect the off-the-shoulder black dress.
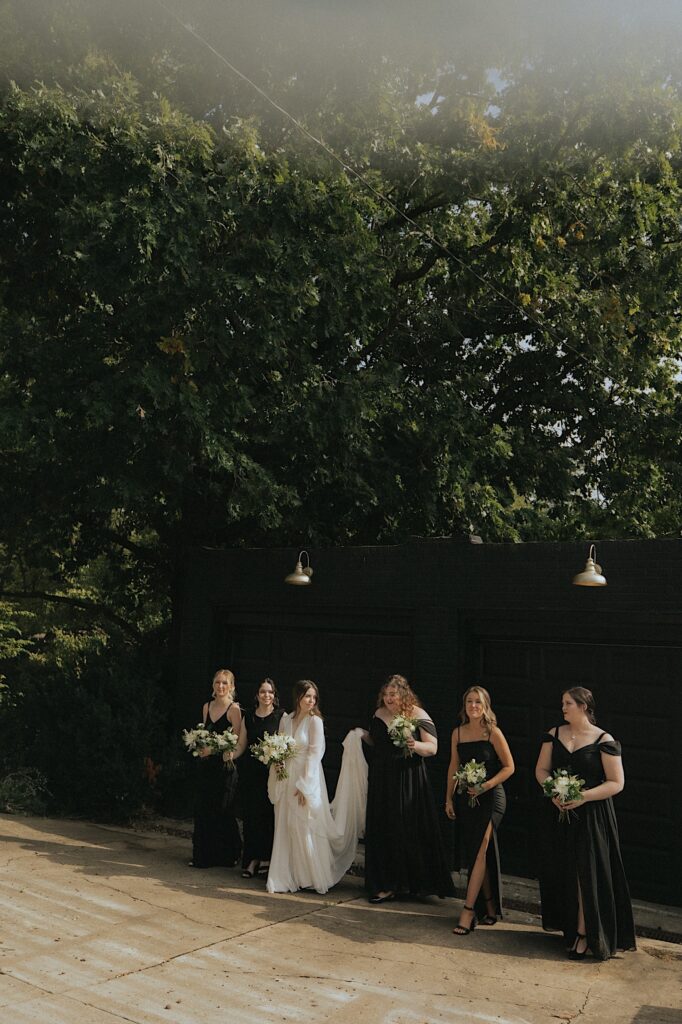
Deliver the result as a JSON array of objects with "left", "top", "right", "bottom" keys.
[
  {"left": 364, "top": 716, "right": 454, "bottom": 898},
  {"left": 538, "top": 729, "right": 636, "bottom": 960}
]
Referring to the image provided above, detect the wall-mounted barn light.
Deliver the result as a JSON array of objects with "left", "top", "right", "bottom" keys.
[
  {"left": 572, "top": 544, "right": 607, "bottom": 587},
  {"left": 284, "top": 550, "right": 313, "bottom": 586}
]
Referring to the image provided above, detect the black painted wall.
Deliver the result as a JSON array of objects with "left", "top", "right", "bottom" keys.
[{"left": 176, "top": 537, "right": 682, "bottom": 906}]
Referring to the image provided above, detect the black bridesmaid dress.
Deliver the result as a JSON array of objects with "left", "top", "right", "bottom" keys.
[
  {"left": 455, "top": 730, "right": 506, "bottom": 919},
  {"left": 538, "top": 729, "right": 636, "bottom": 960},
  {"left": 238, "top": 707, "right": 284, "bottom": 869},
  {"left": 191, "top": 704, "right": 242, "bottom": 868},
  {"left": 364, "top": 716, "right": 455, "bottom": 898}
]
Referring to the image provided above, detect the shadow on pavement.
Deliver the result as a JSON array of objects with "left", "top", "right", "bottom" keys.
[{"left": 0, "top": 816, "right": 604, "bottom": 965}]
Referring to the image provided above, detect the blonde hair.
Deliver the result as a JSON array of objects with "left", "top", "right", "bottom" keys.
[
  {"left": 459, "top": 686, "right": 497, "bottom": 735},
  {"left": 212, "top": 668, "right": 236, "bottom": 700},
  {"left": 377, "top": 674, "right": 420, "bottom": 716}
]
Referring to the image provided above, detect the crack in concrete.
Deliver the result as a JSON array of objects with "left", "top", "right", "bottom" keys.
[
  {"left": 76, "top": 875, "right": 231, "bottom": 931},
  {"left": 15, "top": 899, "right": 347, "bottom": 1003},
  {"left": 60, "top": 990, "right": 143, "bottom": 1024},
  {"left": 562, "top": 965, "right": 602, "bottom": 1023},
  {"left": 0, "top": 875, "right": 586, "bottom": 1022},
  {"left": 4, "top": 886, "right": 560, "bottom": 1009},
  {"left": 229, "top": 967, "right": 567, "bottom": 1010},
  {"left": 0, "top": 852, "right": 44, "bottom": 870},
  {"left": 0, "top": 970, "right": 66, "bottom": 1011},
  {"left": 76, "top": 870, "right": 365, "bottom": 936}
]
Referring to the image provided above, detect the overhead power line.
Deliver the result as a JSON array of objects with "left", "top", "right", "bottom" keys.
[{"left": 148, "top": 0, "right": 662, "bottom": 404}]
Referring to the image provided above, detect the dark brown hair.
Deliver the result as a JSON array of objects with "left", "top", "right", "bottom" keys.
[
  {"left": 564, "top": 686, "right": 597, "bottom": 724},
  {"left": 255, "top": 677, "right": 279, "bottom": 709},
  {"left": 293, "top": 679, "right": 322, "bottom": 718}
]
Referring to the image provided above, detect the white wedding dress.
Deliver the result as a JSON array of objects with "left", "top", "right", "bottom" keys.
[{"left": 266, "top": 713, "right": 367, "bottom": 894}]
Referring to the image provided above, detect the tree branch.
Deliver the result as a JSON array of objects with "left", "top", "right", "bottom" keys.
[
  {"left": 100, "top": 529, "right": 163, "bottom": 567},
  {"left": 391, "top": 249, "right": 442, "bottom": 287},
  {"left": 0, "top": 590, "right": 142, "bottom": 641},
  {"left": 379, "top": 192, "right": 449, "bottom": 233}
]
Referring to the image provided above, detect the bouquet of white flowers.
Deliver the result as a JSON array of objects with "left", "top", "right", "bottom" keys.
[
  {"left": 182, "top": 724, "right": 238, "bottom": 764},
  {"left": 182, "top": 724, "right": 212, "bottom": 756},
  {"left": 453, "top": 759, "right": 487, "bottom": 807},
  {"left": 209, "top": 729, "right": 239, "bottom": 766},
  {"left": 250, "top": 732, "right": 297, "bottom": 780},
  {"left": 542, "top": 767, "right": 585, "bottom": 822},
  {"left": 387, "top": 714, "right": 418, "bottom": 757}
]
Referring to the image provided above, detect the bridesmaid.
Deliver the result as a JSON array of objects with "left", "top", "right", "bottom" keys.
[
  {"left": 535, "top": 687, "right": 635, "bottom": 960},
  {"left": 363, "top": 674, "right": 454, "bottom": 903},
  {"left": 445, "top": 686, "right": 514, "bottom": 935},
  {"left": 233, "top": 678, "right": 284, "bottom": 878},
  {"left": 190, "top": 668, "right": 243, "bottom": 869}
]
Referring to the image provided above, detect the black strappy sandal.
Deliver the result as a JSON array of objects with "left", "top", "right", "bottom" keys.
[
  {"left": 453, "top": 904, "right": 477, "bottom": 935},
  {"left": 480, "top": 896, "right": 498, "bottom": 926}
]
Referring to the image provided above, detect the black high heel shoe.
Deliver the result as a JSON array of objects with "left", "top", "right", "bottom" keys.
[
  {"left": 453, "top": 904, "right": 477, "bottom": 936},
  {"left": 568, "top": 934, "right": 588, "bottom": 960},
  {"left": 369, "top": 891, "right": 396, "bottom": 904},
  {"left": 480, "top": 896, "right": 497, "bottom": 926}
]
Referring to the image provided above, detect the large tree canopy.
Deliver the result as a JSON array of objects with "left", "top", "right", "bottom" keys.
[
  {"left": 1, "top": 3, "right": 682, "bottom": 817},
  {"left": 2, "top": 69, "right": 681, "bottom": 625}
]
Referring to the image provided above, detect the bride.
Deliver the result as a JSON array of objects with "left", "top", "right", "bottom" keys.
[{"left": 266, "top": 679, "right": 366, "bottom": 894}]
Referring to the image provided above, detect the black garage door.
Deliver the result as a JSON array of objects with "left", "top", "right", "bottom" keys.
[
  {"left": 209, "top": 607, "right": 414, "bottom": 789},
  {"left": 466, "top": 634, "right": 679, "bottom": 906}
]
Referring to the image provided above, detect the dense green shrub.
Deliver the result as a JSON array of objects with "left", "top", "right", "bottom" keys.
[
  {"left": 0, "top": 766, "right": 50, "bottom": 814},
  {"left": 0, "top": 647, "right": 186, "bottom": 822}
]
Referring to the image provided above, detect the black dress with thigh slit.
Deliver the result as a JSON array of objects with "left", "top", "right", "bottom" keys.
[
  {"left": 455, "top": 732, "right": 506, "bottom": 919},
  {"left": 364, "top": 716, "right": 455, "bottom": 898},
  {"left": 537, "top": 729, "right": 636, "bottom": 960}
]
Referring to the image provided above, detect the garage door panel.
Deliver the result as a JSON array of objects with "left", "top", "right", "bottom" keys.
[{"left": 471, "top": 632, "right": 681, "bottom": 905}]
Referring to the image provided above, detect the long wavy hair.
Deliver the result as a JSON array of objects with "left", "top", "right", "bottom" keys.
[
  {"left": 293, "top": 679, "right": 322, "bottom": 719},
  {"left": 212, "top": 668, "right": 236, "bottom": 701},
  {"left": 459, "top": 686, "right": 497, "bottom": 735},
  {"left": 377, "top": 674, "right": 420, "bottom": 715},
  {"left": 564, "top": 686, "right": 597, "bottom": 724},
  {"left": 255, "top": 677, "right": 279, "bottom": 709}
]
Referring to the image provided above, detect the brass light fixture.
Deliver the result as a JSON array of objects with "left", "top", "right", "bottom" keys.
[
  {"left": 284, "top": 550, "right": 313, "bottom": 586},
  {"left": 572, "top": 544, "right": 607, "bottom": 587}
]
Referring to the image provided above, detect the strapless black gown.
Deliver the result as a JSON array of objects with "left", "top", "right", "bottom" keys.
[
  {"left": 538, "top": 729, "right": 636, "bottom": 960},
  {"left": 455, "top": 735, "right": 506, "bottom": 919},
  {"left": 191, "top": 705, "right": 242, "bottom": 868},
  {"left": 364, "top": 716, "right": 454, "bottom": 898}
]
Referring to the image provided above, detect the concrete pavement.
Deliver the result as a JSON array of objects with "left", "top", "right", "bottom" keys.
[{"left": 0, "top": 815, "right": 680, "bottom": 1024}]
